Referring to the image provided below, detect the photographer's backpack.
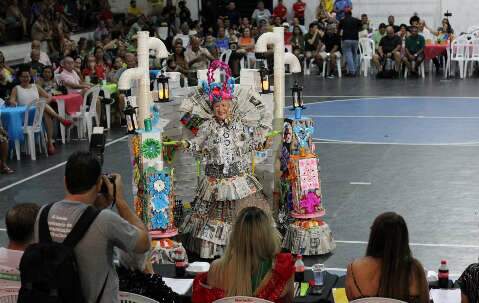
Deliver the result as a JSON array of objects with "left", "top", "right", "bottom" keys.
[{"left": 18, "top": 203, "right": 106, "bottom": 303}]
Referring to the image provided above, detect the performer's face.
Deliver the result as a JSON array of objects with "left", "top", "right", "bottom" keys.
[{"left": 213, "top": 100, "right": 230, "bottom": 121}]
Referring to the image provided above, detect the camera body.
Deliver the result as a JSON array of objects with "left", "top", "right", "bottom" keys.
[
  {"left": 100, "top": 174, "right": 116, "bottom": 195},
  {"left": 444, "top": 11, "right": 452, "bottom": 17}
]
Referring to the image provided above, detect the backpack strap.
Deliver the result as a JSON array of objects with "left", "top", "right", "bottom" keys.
[
  {"left": 63, "top": 206, "right": 101, "bottom": 248},
  {"left": 39, "top": 203, "right": 55, "bottom": 243}
]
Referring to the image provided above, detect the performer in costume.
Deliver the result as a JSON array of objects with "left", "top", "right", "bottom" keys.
[{"left": 179, "top": 60, "right": 273, "bottom": 259}]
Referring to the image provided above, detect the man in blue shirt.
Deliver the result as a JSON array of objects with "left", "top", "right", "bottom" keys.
[
  {"left": 334, "top": 0, "right": 352, "bottom": 21},
  {"left": 215, "top": 27, "right": 230, "bottom": 53}
]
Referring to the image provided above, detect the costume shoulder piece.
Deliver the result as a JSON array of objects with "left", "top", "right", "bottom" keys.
[{"left": 180, "top": 60, "right": 272, "bottom": 135}]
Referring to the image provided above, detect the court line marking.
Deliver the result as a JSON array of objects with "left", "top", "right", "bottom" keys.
[
  {"left": 312, "top": 139, "right": 479, "bottom": 147},
  {"left": 307, "top": 115, "right": 479, "bottom": 119},
  {"left": 336, "top": 240, "right": 479, "bottom": 249},
  {"left": 287, "top": 96, "right": 479, "bottom": 99},
  {"left": 349, "top": 182, "right": 371, "bottom": 185},
  {"left": 0, "top": 135, "right": 129, "bottom": 193}
]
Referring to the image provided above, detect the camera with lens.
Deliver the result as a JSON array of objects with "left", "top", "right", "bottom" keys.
[
  {"left": 444, "top": 10, "right": 452, "bottom": 17},
  {"left": 89, "top": 127, "right": 116, "bottom": 195}
]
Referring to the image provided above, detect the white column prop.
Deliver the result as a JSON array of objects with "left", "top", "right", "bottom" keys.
[
  {"left": 284, "top": 52, "right": 302, "bottom": 73},
  {"left": 118, "top": 31, "right": 169, "bottom": 129},
  {"left": 255, "top": 27, "right": 285, "bottom": 120}
]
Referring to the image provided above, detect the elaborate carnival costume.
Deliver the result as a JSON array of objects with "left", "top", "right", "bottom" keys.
[{"left": 180, "top": 61, "right": 273, "bottom": 258}]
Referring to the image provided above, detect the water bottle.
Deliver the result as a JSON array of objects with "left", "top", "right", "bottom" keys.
[
  {"left": 294, "top": 254, "right": 305, "bottom": 282},
  {"left": 173, "top": 249, "right": 187, "bottom": 277},
  {"left": 438, "top": 259, "right": 449, "bottom": 289}
]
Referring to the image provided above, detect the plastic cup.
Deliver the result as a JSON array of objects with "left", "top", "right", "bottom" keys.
[{"left": 312, "top": 264, "right": 325, "bottom": 286}]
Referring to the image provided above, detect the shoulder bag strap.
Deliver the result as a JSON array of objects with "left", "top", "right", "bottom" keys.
[
  {"left": 63, "top": 206, "right": 101, "bottom": 247},
  {"left": 39, "top": 203, "right": 55, "bottom": 243}
]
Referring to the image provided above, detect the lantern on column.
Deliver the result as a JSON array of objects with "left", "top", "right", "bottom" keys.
[
  {"left": 124, "top": 99, "right": 139, "bottom": 134},
  {"left": 291, "top": 81, "right": 304, "bottom": 119},
  {"left": 156, "top": 71, "right": 170, "bottom": 102},
  {"left": 259, "top": 66, "right": 271, "bottom": 94}
]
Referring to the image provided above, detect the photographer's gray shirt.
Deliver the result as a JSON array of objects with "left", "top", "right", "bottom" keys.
[{"left": 34, "top": 200, "right": 140, "bottom": 303}]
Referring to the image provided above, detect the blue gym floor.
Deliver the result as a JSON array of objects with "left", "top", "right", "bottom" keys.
[{"left": 1, "top": 76, "right": 479, "bottom": 276}]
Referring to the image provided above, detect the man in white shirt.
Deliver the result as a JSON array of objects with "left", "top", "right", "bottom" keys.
[
  {"left": 0, "top": 203, "right": 40, "bottom": 293},
  {"left": 172, "top": 23, "right": 191, "bottom": 48},
  {"left": 60, "top": 56, "right": 92, "bottom": 95},
  {"left": 24, "top": 40, "right": 51, "bottom": 66}
]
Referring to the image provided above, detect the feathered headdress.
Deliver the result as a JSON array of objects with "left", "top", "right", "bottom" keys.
[{"left": 201, "top": 60, "right": 235, "bottom": 105}]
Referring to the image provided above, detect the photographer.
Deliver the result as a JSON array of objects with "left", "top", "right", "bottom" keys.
[
  {"left": 33, "top": 151, "right": 150, "bottom": 303},
  {"left": 227, "top": 39, "right": 247, "bottom": 78}
]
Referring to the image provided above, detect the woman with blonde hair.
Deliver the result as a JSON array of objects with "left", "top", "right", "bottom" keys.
[{"left": 192, "top": 207, "right": 295, "bottom": 303}]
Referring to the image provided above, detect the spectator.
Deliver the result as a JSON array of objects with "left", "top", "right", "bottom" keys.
[
  {"left": 388, "top": 15, "right": 400, "bottom": 33},
  {"left": 185, "top": 36, "right": 214, "bottom": 85},
  {"left": 238, "top": 27, "right": 255, "bottom": 53},
  {"left": 409, "top": 15, "right": 420, "bottom": 28},
  {"left": 9, "top": 66, "right": 72, "bottom": 154},
  {"left": 251, "top": 1, "right": 271, "bottom": 26},
  {"left": 33, "top": 151, "right": 150, "bottom": 303},
  {"left": 398, "top": 24, "right": 409, "bottom": 58},
  {"left": 94, "top": 46, "right": 110, "bottom": 80},
  {"left": 360, "top": 13, "right": 372, "bottom": 34},
  {"left": 28, "top": 49, "right": 46, "bottom": 81},
  {"left": 204, "top": 30, "right": 218, "bottom": 58},
  {"left": 373, "top": 26, "right": 402, "bottom": 73},
  {"left": 273, "top": 0, "right": 288, "bottom": 21},
  {"left": 224, "top": 1, "right": 240, "bottom": 27},
  {"left": 173, "top": 23, "right": 191, "bottom": 49},
  {"left": 436, "top": 18, "right": 454, "bottom": 37},
  {"left": 6, "top": 0, "right": 27, "bottom": 37},
  {"left": 272, "top": 15, "right": 283, "bottom": 27},
  {"left": 82, "top": 54, "right": 99, "bottom": 83},
  {"left": 403, "top": 25, "right": 425, "bottom": 76},
  {"left": 36, "top": 66, "right": 57, "bottom": 95},
  {"left": 292, "top": 0, "right": 306, "bottom": 25},
  {"left": 127, "top": 15, "right": 147, "bottom": 41},
  {"left": 304, "top": 23, "right": 323, "bottom": 69},
  {"left": 290, "top": 25, "right": 305, "bottom": 60},
  {"left": 30, "top": 15, "right": 53, "bottom": 52},
  {"left": 60, "top": 56, "right": 93, "bottom": 95},
  {"left": 240, "top": 17, "right": 251, "bottom": 33},
  {"left": 345, "top": 212, "right": 429, "bottom": 303},
  {"left": 73, "top": 57, "right": 84, "bottom": 81},
  {"left": 171, "top": 41, "right": 188, "bottom": 75},
  {"left": 318, "top": 24, "right": 341, "bottom": 77},
  {"left": 0, "top": 71, "right": 13, "bottom": 100},
  {"left": 106, "top": 57, "right": 126, "bottom": 84},
  {"left": 0, "top": 125, "right": 13, "bottom": 174},
  {"left": 338, "top": 9, "right": 361, "bottom": 76},
  {"left": 291, "top": 17, "right": 306, "bottom": 34},
  {"left": 192, "top": 207, "right": 295, "bottom": 303},
  {"left": 24, "top": 40, "right": 52, "bottom": 67},
  {"left": 127, "top": 0, "right": 143, "bottom": 20},
  {"left": 334, "top": 0, "right": 352, "bottom": 21},
  {"left": 0, "top": 52, "right": 14, "bottom": 83},
  {"left": 418, "top": 20, "right": 434, "bottom": 42},
  {"left": 316, "top": 0, "right": 331, "bottom": 23},
  {"left": 457, "top": 263, "right": 479, "bottom": 303},
  {"left": 372, "top": 23, "right": 387, "bottom": 50},
  {"left": 215, "top": 27, "right": 230, "bottom": 54},
  {"left": 94, "top": 20, "right": 110, "bottom": 41},
  {"left": 0, "top": 203, "right": 40, "bottom": 287},
  {"left": 178, "top": 0, "right": 192, "bottom": 25}
]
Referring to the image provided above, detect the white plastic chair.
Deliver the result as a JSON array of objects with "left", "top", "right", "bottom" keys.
[
  {"left": 67, "top": 85, "right": 101, "bottom": 142},
  {"left": 465, "top": 37, "right": 479, "bottom": 77},
  {"left": 220, "top": 49, "right": 232, "bottom": 65},
  {"left": 358, "top": 38, "right": 375, "bottom": 77},
  {"left": 321, "top": 53, "right": 342, "bottom": 78},
  {"left": 22, "top": 99, "right": 48, "bottom": 161},
  {"left": 164, "top": 71, "right": 182, "bottom": 89},
  {"left": 449, "top": 38, "right": 469, "bottom": 79},
  {"left": 118, "top": 291, "right": 159, "bottom": 303},
  {"left": 350, "top": 298, "right": 407, "bottom": 303},
  {"left": 404, "top": 62, "right": 425, "bottom": 79},
  {"left": 213, "top": 297, "right": 274, "bottom": 303}
]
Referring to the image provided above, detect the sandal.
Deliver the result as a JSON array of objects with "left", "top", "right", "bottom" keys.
[{"left": 1, "top": 166, "right": 14, "bottom": 174}]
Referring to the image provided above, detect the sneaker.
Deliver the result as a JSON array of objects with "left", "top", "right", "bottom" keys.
[{"left": 327, "top": 74, "right": 335, "bottom": 79}]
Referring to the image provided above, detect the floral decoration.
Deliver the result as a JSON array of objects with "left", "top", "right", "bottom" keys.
[{"left": 142, "top": 138, "right": 162, "bottom": 159}]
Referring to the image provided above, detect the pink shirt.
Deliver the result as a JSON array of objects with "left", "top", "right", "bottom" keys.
[{"left": 60, "top": 69, "right": 81, "bottom": 94}]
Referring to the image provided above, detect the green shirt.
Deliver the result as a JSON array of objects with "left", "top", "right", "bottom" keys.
[
  {"left": 372, "top": 31, "right": 385, "bottom": 49},
  {"left": 405, "top": 35, "right": 425, "bottom": 54}
]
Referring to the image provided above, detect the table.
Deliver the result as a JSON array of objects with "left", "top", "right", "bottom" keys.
[
  {"left": 424, "top": 44, "right": 450, "bottom": 78},
  {"left": 0, "top": 106, "right": 37, "bottom": 160},
  {"left": 51, "top": 93, "right": 83, "bottom": 144},
  {"left": 154, "top": 263, "right": 345, "bottom": 303}
]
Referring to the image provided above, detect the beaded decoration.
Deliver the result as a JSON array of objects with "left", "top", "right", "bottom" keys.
[{"left": 200, "top": 60, "right": 235, "bottom": 105}]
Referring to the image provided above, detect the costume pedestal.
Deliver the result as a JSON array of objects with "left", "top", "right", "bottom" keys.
[
  {"left": 279, "top": 116, "right": 335, "bottom": 255},
  {"left": 150, "top": 238, "right": 188, "bottom": 264},
  {"left": 129, "top": 129, "right": 178, "bottom": 239}
]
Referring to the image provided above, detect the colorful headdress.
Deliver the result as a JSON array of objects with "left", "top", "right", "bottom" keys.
[{"left": 201, "top": 60, "right": 235, "bottom": 105}]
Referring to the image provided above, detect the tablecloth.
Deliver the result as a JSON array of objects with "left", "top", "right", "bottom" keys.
[
  {"left": 425, "top": 44, "right": 449, "bottom": 60},
  {"left": 51, "top": 93, "right": 83, "bottom": 115},
  {"left": 0, "top": 106, "right": 36, "bottom": 142}
]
